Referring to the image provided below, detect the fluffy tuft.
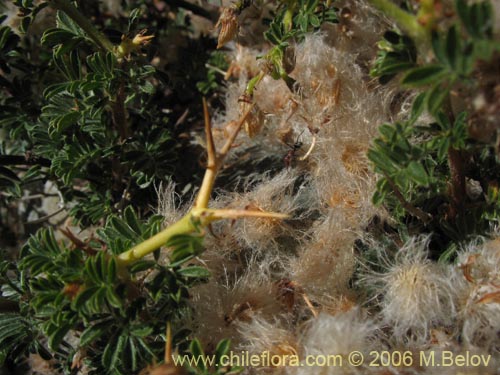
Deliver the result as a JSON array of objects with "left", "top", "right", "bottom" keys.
[
  {"left": 360, "top": 236, "right": 457, "bottom": 345},
  {"left": 452, "top": 237, "right": 500, "bottom": 352},
  {"left": 289, "top": 309, "right": 380, "bottom": 375}
]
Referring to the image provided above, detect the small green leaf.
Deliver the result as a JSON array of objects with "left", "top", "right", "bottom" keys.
[
  {"left": 140, "top": 81, "right": 155, "bottom": 94},
  {"left": 102, "top": 334, "right": 118, "bottom": 368},
  {"left": 406, "top": 161, "right": 429, "bottom": 186},
  {"left": 71, "top": 286, "right": 98, "bottom": 310},
  {"left": 367, "top": 148, "right": 397, "bottom": 174},
  {"left": 105, "top": 288, "right": 122, "bottom": 310},
  {"left": 425, "top": 84, "right": 450, "bottom": 116},
  {"left": 215, "top": 339, "right": 231, "bottom": 365},
  {"left": 86, "top": 256, "right": 102, "bottom": 284},
  {"left": 455, "top": 0, "right": 470, "bottom": 32},
  {"left": 189, "top": 339, "right": 206, "bottom": 370},
  {"left": 378, "top": 124, "right": 396, "bottom": 141},
  {"left": 309, "top": 15, "right": 321, "bottom": 28},
  {"left": 445, "top": 25, "right": 460, "bottom": 70},
  {"left": 53, "top": 111, "right": 80, "bottom": 132},
  {"left": 80, "top": 321, "right": 110, "bottom": 346},
  {"left": 128, "top": 337, "right": 138, "bottom": 371},
  {"left": 124, "top": 206, "right": 142, "bottom": 235},
  {"left": 128, "top": 8, "right": 142, "bottom": 32},
  {"left": 437, "top": 137, "right": 451, "bottom": 160},
  {"left": 109, "top": 216, "right": 137, "bottom": 240},
  {"left": 129, "top": 260, "right": 156, "bottom": 273},
  {"left": 106, "top": 257, "right": 117, "bottom": 283},
  {"left": 401, "top": 65, "right": 448, "bottom": 87},
  {"left": 436, "top": 111, "right": 452, "bottom": 130},
  {"left": 48, "top": 324, "right": 71, "bottom": 351},
  {"left": 372, "top": 188, "right": 386, "bottom": 206},
  {"left": 410, "top": 92, "right": 426, "bottom": 123},
  {"left": 130, "top": 325, "right": 153, "bottom": 338}
]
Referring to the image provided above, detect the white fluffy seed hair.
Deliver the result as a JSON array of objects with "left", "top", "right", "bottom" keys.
[
  {"left": 288, "top": 309, "right": 380, "bottom": 375},
  {"left": 290, "top": 212, "right": 358, "bottom": 298},
  {"left": 452, "top": 237, "right": 500, "bottom": 352},
  {"left": 215, "top": 171, "right": 311, "bottom": 254},
  {"left": 155, "top": 181, "right": 190, "bottom": 227},
  {"left": 286, "top": 33, "right": 389, "bottom": 227},
  {"left": 189, "top": 271, "right": 284, "bottom": 349},
  {"left": 359, "top": 236, "right": 457, "bottom": 345},
  {"left": 237, "top": 316, "right": 297, "bottom": 357}
]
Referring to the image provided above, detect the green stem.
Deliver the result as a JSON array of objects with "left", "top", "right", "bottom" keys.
[
  {"left": 48, "top": 0, "right": 114, "bottom": 53},
  {"left": 368, "top": 0, "right": 428, "bottom": 45},
  {"left": 117, "top": 213, "right": 197, "bottom": 265},
  {"left": 245, "top": 71, "right": 265, "bottom": 96},
  {"left": 117, "top": 100, "right": 267, "bottom": 266}
]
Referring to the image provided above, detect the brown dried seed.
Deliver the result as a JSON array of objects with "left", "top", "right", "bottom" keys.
[
  {"left": 341, "top": 143, "right": 368, "bottom": 175},
  {"left": 216, "top": 7, "right": 238, "bottom": 49}
]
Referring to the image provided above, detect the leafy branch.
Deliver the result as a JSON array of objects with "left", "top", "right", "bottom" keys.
[
  {"left": 368, "top": 0, "right": 500, "bottom": 255},
  {"left": 47, "top": 0, "right": 114, "bottom": 52}
]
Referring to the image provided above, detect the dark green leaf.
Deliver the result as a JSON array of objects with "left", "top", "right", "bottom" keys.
[
  {"left": 437, "top": 137, "right": 451, "bottom": 160},
  {"left": 48, "top": 324, "right": 71, "bottom": 351},
  {"left": 410, "top": 92, "right": 426, "bottom": 123},
  {"left": 54, "top": 111, "right": 80, "bottom": 132},
  {"left": 105, "top": 288, "right": 122, "bottom": 310},
  {"left": 455, "top": 0, "right": 470, "bottom": 32},
  {"left": 445, "top": 25, "right": 460, "bottom": 70},
  {"left": 71, "top": 286, "right": 99, "bottom": 310},
  {"left": 106, "top": 257, "right": 117, "bottom": 283},
  {"left": 128, "top": 260, "right": 156, "bottom": 273},
  {"left": 401, "top": 65, "right": 448, "bottom": 87},
  {"left": 406, "top": 161, "right": 429, "bottom": 186},
  {"left": 124, "top": 206, "right": 142, "bottom": 235},
  {"left": 425, "top": 84, "right": 450, "bottom": 116},
  {"left": 372, "top": 188, "right": 386, "bottom": 206},
  {"left": 189, "top": 339, "right": 206, "bottom": 370},
  {"left": 215, "top": 339, "right": 231, "bottom": 365},
  {"left": 309, "top": 15, "right": 321, "bottom": 28},
  {"left": 367, "top": 148, "right": 397, "bottom": 174},
  {"left": 80, "top": 321, "right": 111, "bottom": 346},
  {"left": 129, "top": 325, "right": 153, "bottom": 338}
]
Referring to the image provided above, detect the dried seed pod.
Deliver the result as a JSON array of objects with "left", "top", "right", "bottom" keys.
[
  {"left": 328, "top": 189, "right": 360, "bottom": 209},
  {"left": 341, "top": 142, "right": 369, "bottom": 175},
  {"left": 215, "top": 7, "right": 238, "bottom": 49},
  {"left": 238, "top": 93, "right": 264, "bottom": 138}
]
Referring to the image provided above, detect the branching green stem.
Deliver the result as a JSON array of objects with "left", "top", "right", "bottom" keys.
[
  {"left": 245, "top": 71, "right": 265, "bottom": 97},
  {"left": 48, "top": 0, "right": 114, "bottom": 53},
  {"left": 117, "top": 98, "right": 288, "bottom": 266},
  {"left": 117, "top": 212, "right": 197, "bottom": 264}
]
